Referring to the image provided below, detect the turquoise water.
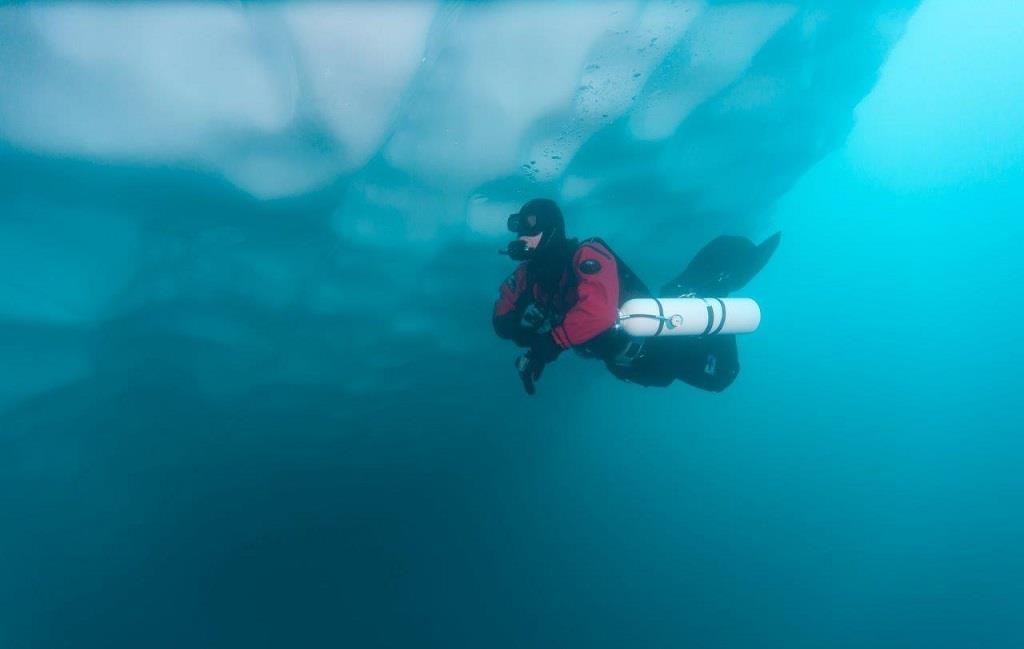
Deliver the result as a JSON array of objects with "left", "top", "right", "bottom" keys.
[{"left": 2, "top": 2, "right": 1023, "bottom": 647}]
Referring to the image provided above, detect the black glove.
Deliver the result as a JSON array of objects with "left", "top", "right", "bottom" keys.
[
  {"left": 515, "top": 353, "right": 544, "bottom": 396},
  {"left": 514, "top": 334, "right": 562, "bottom": 395},
  {"left": 509, "top": 302, "right": 547, "bottom": 347},
  {"left": 530, "top": 331, "right": 562, "bottom": 364}
]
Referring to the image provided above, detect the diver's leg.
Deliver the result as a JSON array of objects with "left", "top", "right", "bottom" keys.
[
  {"left": 604, "top": 339, "right": 677, "bottom": 387},
  {"left": 607, "top": 337, "right": 738, "bottom": 390},
  {"left": 661, "top": 232, "right": 781, "bottom": 297},
  {"left": 669, "top": 335, "right": 740, "bottom": 392}
]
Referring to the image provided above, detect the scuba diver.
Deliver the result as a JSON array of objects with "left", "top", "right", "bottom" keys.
[{"left": 493, "top": 198, "right": 780, "bottom": 395}]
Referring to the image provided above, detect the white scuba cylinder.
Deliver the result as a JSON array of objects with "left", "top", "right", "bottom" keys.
[{"left": 618, "top": 297, "right": 761, "bottom": 337}]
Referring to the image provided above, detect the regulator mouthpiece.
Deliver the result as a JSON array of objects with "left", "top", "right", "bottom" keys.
[{"left": 503, "top": 239, "right": 532, "bottom": 261}]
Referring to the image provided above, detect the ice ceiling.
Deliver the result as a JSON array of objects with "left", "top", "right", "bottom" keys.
[{"left": 0, "top": 1, "right": 918, "bottom": 410}]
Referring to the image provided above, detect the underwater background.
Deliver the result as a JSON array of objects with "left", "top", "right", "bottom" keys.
[{"left": 2, "top": 1, "right": 1023, "bottom": 647}]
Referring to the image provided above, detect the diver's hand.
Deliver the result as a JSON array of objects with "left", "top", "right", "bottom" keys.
[
  {"left": 515, "top": 353, "right": 545, "bottom": 396},
  {"left": 514, "top": 334, "right": 561, "bottom": 395}
]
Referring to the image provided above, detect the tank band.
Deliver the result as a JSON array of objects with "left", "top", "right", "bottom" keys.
[
  {"left": 711, "top": 298, "right": 727, "bottom": 335},
  {"left": 701, "top": 299, "right": 715, "bottom": 336},
  {"left": 653, "top": 298, "right": 665, "bottom": 336}
]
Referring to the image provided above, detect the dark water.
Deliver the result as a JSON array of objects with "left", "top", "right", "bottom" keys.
[{"left": 2, "top": 2, "right": 1023, "bottom": 647}]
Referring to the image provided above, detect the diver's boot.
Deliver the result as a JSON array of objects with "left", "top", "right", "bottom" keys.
[{"left": 660, "top": 232, "right": 781, "bottom": 297}]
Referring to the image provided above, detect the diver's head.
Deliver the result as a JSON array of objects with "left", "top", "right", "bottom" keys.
[{"left": 503, "top": 198, "right": 566, "bottom": 262}]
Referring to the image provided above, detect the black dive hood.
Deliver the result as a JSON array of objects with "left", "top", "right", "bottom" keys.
[{"left": 500, "top": 198, "right": 566, "bottom": 262}]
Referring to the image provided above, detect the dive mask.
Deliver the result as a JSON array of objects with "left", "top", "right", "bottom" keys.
[{"left": 507, "top": 212, "right": 542, "bottom": 236}]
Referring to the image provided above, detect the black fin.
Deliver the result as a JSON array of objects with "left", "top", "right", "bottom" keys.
[{"left": 660, "top": 232, "right": 781, "bottom": 297}]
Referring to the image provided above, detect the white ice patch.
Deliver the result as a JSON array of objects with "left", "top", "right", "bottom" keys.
[
  {"left": 384, "top": 2, "right": 633, "bottom": 187},
  {"left": 0, "top": 1, "right": 914, "bottom": 237},
  {"left": 283, "top": 2, "right": 437, "bottom": 172},
  {"left": 525, "top": 1, "right": 703, "bottom": 181},
  {"left": 0, "top": 3, "right": 438, "bottom": 198},
  {"left": 2, "top": 5, "right": 293, "bottom": 158},
  {"left": 0, "top": 0, "right": 808, "bottom": 205},
  {"left": 629, "top": 2, "right": 797, "bottom": 140},
  {"left": 217, "top": 137, "right": 347, "bottom": 200}
]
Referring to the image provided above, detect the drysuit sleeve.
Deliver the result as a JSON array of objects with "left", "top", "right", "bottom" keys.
[
  {"left": 493, "top": 264, "right": 531, "bottom": 342},
  {"left": 550, "top": 243, "right": 620, "bottom": 349}
]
